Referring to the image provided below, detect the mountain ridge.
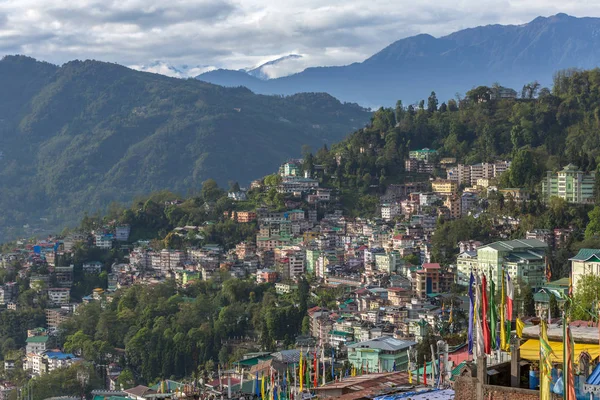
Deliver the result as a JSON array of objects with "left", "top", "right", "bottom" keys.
[
  {"left": 197, "top": 13, "right": 600, "bottom": 106},
  {"left": 0, "top": 55, "right": 370, "bottom": 241}
]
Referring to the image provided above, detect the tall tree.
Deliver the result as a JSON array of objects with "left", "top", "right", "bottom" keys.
[{"left": 427, "top": 91, "right": 439, "bottom": 112}]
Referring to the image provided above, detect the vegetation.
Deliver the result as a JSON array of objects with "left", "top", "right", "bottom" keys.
[
  {"left": 58, "top": 277, "right": 312, "bottom": 385},
  {"left": 0, "top": 55, "right": 371, "bottom": 243}
]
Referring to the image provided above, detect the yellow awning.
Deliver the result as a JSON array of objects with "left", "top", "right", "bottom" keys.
[{"left": 520, "top": 339, "right": 600, "bottom": 363}]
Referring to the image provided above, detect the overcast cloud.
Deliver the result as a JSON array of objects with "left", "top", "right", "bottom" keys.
[{"left": 1, "top": 0, "right": 600, "bottom": 78}]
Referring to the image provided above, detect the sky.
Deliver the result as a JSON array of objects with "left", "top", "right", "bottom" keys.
[{"left": 1, "top": 0, "right": 599, "bottom": 78}]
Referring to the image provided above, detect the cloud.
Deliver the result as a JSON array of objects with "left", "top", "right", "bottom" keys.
[{"left": 0, "top": 0, "right": 599, "bottom": 74}]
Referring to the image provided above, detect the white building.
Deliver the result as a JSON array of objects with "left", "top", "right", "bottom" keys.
[
  {"left": 82, "top": 261, "right": 103, "bottom": 274},
  {"left": 47, "top": 288, "right": 70, "bottom": 306}
]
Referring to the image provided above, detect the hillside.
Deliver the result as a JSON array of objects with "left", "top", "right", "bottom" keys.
[
  {"left": 0, "top": 56, "right": 370, "bottom": 241},
  {"left": 198, "top": 14, "right": 600, "bottom": 107},
  {"left": 301, "top": 69, "right": 600, "bottom": 220}
]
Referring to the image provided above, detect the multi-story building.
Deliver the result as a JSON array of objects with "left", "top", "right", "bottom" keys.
[
  {"left": 570, "top": 248, "right": 600, "bottom": 290},
  {"left": 256, "top": 269, "right": 278, "bottom": 284},
  {"left": 461, "top": 192, "right": 478, "bottom": 216},
  {"left": 159, "top": 249, "right": 186, "bottom": 272},
  {"left": 94, "top": 233, "right": 114, "bottom": 249},
  {"left": 235, "top": 211, "right": 257, "bottom": 223},
  {"left": 413, "top": 263, "right": 441, "bottom": 298},
  {"left": 387, "top": 287, "right": 411, "bottom": 306},
  {"left": 115, "top": 225, "right": 131, "bottom": 241},
  {"left": 47, "top": 288, "right": 70, "bottom": 306},
  {"left": 443, "top": 196, "right": 461, "bottom": 219},
  {"left": 275, "top": 248, "right": 305, "bottom": 280},
  {"left": 0, "top": 282, "right": 18, "bottom": 305},
  {"left": 408, "top": 148, "right": 437, "bottom": 162},
  {"left": 54, "top": 265, "right": 74, "bottom": 287},
  {"left": 456, "top": 251, "right": 478, "bottom": 286},
  {"left": 541, "top": 164, "right": 596, "bottom": 204},
  {"left": 46, "top": 308, "right": 71, "bottom": 329},
  {"left": 25, "top": 336, "right": 49, "bottom": 355},
  {"left": 381, "top": 203, "right": 401, "bottom": 221},
  {"left": 431, "top": 179, "right": 458, "bottom": 196},
  {"left": 348, "top": 337, "right": 416, "bottom": 373},
  {"left": 525, "top": 229, "right": 554, "bottom": 248},
  {"left": 235, "top": 242, "right": 256, "bottom": 259},
  {"left": 374, "top": 252, "right": 401, "bottom": 274},
  {"left": 447, "top": 161, "right": 510, "bottom": 186},
  {"left": 82, "top": 261, "right": 103, "bottom": 274},
  {"left": 477, "top": 239, "right": 547, "bottom": 288}
]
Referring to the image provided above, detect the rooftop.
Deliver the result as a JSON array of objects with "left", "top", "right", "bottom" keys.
[
  {"left": 569, "top": 248, "right": 600, "bottom": 262},
  {"left": 479, "top": 239, "right": 547, "bottom": 252},
  {"left": 348, "top": 336, "right": 416, "bottom": 351}
]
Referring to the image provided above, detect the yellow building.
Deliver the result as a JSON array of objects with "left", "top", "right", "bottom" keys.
[{"left": 431, "top": 179, "right": 458, "bottom": 195}]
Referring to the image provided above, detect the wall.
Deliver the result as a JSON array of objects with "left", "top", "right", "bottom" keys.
[{"left": 482, "top": 384, "right": 562, "bottom": 400}]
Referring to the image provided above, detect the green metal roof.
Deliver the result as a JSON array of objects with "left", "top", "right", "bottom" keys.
[
  {"left": 449, "top": 361, "right": 467, "bottom": 381},
  {"left": 329, "top": 330, "right": 353, "bottom": 337},
  {"left": 26, "top": 336, "right": 49, "bottom": 343},
  {"left": 570, "top": 248, "right": 600, "bottom": 262}
]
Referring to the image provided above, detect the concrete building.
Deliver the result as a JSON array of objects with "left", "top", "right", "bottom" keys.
[
  {"left": 477, "top": 239, "right": 548, "bottom": 288},
  {"left": 47, "top": 288, "right": 70, "bottom": 306},
  {"left": 347, "top": 337, "right": 416, "bottom": 373},
  {"left": 431, "top": 179, "right": 458, "bottom": 196},
  {"left": 461, "top": 192, "right": 478, "bottom": 216},
  {"left": 82, "top": 261, "right": 103, "bottom": 274},
  {"left": 25, "top": 336, "right": 49, "bottom": 355},
  {"left": 541, "top": 164, "right": 595, "bottom": 204},
  {"left": 408, "top": 148, "right": 437, "bottom": 162},
  {"left": 381, "top": 203, "right": 401, "bottom": 221},
  {"left": 115, "top": 225, "right": 131, "bottom": 241},
  {"left": 570, "top": 248, "right": 600, "bottom": 290},
  {"left": 444, "top": 195, "right": 461, "bottom": 219},
  {"left": 0, "top": 282, "right": 18, "bottom": 305},
  {"left": 413, "top": 263, "right": 441, "bottom": 298},
  {"left": 456, "top": 251, "right": 478, "bottom": 286},
  {"left": 374, "top": 252, "right": 401, "bottom": 274}
]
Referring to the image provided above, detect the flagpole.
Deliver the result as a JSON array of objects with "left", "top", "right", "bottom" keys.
[{"left": 563, "top": 310, "right": 567, "bottom": 400}]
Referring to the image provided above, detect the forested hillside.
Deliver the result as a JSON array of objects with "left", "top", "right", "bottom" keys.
[
  {"left": 305, "top": 70, "right": 600, "bottom": 216},
  {"left": 0, "top": 56, "right": 370, "bottom": 242}
]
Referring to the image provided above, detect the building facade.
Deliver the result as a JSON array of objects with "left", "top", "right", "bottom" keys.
[{"left": 541, "top": 164, "right": 595, "bottom": 204}]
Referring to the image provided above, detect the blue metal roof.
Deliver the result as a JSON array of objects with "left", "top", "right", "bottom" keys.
[{"left": 587, "top": 362, "right": 600, "bottom": 385}]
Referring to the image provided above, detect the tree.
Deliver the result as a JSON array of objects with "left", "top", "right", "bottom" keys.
[
  {"left": 548, "top": 292, "right": 559, "bottom": 318},
  {"left": 117, "top": 369, "right": 135, "bottom": 389},
  {"left": 585, "top": 206, "right": 600, "bottom": 240},
  {"left": 572, "top": 275, "right": 600, "bottom": 320},
  {"left": 228, "top": 181, "right": 241, "bottom": 193},
  {"left": 427, "top": 91, "right": 438, "bottom": 112},
  {"left": 395, "top": 100, "right": 405, "bottom": 122},
  {"left": 264, "top": 174, "right": 282, "bottom": 187},
  {"left": 447, "top": 99, "right": 458, "bottom": 112},
  {"left": 201, "top": 179, "right": 223, "bottom": 203}
]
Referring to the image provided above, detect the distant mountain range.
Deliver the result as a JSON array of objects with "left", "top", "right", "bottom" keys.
[
  {"left": 198, "top": 14, "right": 600, "bottom": 107},
  {"left": 0, "top": 56, "right": 370, "bottom": 241}
]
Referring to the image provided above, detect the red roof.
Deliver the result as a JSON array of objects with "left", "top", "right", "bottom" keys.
[{"left": 422, "top": 263, "right": 441, "bottom": 269}]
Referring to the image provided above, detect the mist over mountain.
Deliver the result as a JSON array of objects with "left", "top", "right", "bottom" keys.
[{"left": 198, "top": 14, "right": 600, "bottom": 106}]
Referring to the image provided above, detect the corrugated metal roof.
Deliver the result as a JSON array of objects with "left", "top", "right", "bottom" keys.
[
  {"left": 374, "top": 389, "right": 455, "bottom": 400},
  {"left": 569, "top": 248, "right": 600, "bottom": 262},
  {"left": 587, "top": 363, "right": 600, "bottom": 386}
]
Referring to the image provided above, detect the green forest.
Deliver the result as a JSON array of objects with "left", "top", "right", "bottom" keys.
[
  {"left": 0, "top": 55, "right": 370, "bottom": 242},
  {"left": 58, "top": 277, "right": 313, "bottom": 386}
]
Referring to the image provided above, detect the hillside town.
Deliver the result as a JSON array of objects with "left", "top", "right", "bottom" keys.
[{"left": 0, "top": 148, "right": 599, "bottom": 400}]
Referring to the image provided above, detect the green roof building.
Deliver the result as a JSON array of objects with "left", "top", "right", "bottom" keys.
[
  {"left": 347, "top": 336, "right": 416, "bottom": 373},
  {"left": 541, "top": 164, "right": 595, "bottom": 204},
  {"left": 570, "top": 248, "right": 600, "bottom": 290},
  {"left": 477, "top": 239, "right": 548, "bottom": 288}
]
